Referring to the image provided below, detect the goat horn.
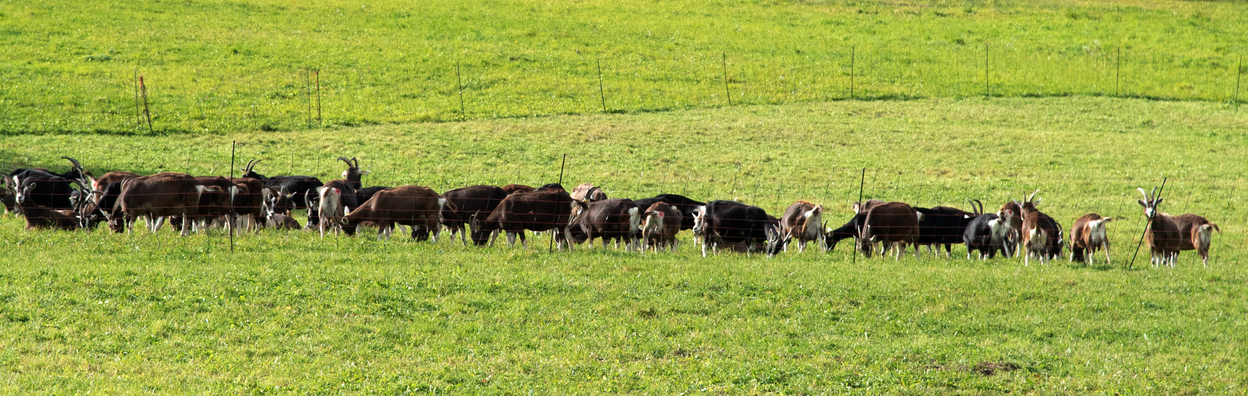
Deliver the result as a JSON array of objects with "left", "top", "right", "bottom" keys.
[
  {"left": 245, "top": 159, "right": 257, "bottom": 170},
  {"left": 1027, "top": 189, "right": 1039, "bottom": 202},
  {"left": 62, "top": 156, "right": 82, "bottom": 169},
  {"left": 1151, "top": 186, "right": 1157, "bottom": 200},
  {"left": 1137, "top": 187, "right": 1150, "bottom": 201},
  {"left": 337, "top": 157, "right": 354, "bottom": 168},
  {"left": 351, "top": 157, "right": 359, "bottom": 167}
]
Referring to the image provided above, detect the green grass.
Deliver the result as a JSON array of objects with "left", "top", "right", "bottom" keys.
[
  {"left": 1, "top": 0, "right": 1246, "bottom": 134},
  {"left": 2, "top": 97, "right": 1247, "bottom": 393}
]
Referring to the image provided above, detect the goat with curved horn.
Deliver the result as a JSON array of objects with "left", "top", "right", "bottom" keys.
[{"left": 61, "top": 157, "right": 82, "bottom": 170}]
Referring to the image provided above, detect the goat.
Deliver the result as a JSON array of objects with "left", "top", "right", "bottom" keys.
[
  {"left": 341, "top": 185, "right": 446, "bottom": 241},
  {"left": 1138, "top": 187, "right": 1181, "bottom": 267},
  {"left": 856, "top": 202, "right": 919, "bottom": 260},
  {"left": 117, "top": 173, "right": 205, "bottom": 236},
  {"left": 962, "top": 200, "right": 1013, "bottom": 259},
  {"left": 1176, "top": 214, "right": 1220, "bottom": 266},
  {"left": 570, "top": 183, "right": 608, "bottom": 202},
  {"left": 9, "top": 157, "right": 87, "bottom": 210},
  {"left": 224, "top": 178, "right": 264, "bottom": 232},
  {"left": 92, "top": 171, "right": 140, "bottom": 193},
  {"left": 239, "top": 159, "right": 323, "bottom": 210},
  {"left": 692, "top": 200, "right": 774, "bottom": 257},
  {"left": 307, "top": 180, "right": 359, "bottom": 229},
  {"left": 15, "top": 182, "right": 81, "bottom": 230},
  {"left": 316, "top": 186, "right": 344, "bottom": 238},
  {"left": 997, "top": 201, "right": 1024, "bottom": 257},
  {"left": 501, "top": 184, "right": 534, "bottom": 195},
  {"left": 336, "top": 157, "right": 369, "bottom": 189},
  {"left": 1016, "top": 190, "right": 1063, "bottom": 265},
  {"left": 915, "top": 205, "right": 976, "bottom": 258},
  {"left": 265, "top": 213, "right": 302, "bottom": 230},
  {"left": 632, "top": 194, "right": 705, "bottom": 231},
  {"left": 470, "top": 189, "right": 585, "bottom": 250},
  {"left": 191, "top": 176, "right": 239, "bottom": 232},
  {"left": 0, "top": 183, "right": 15, "bottom": 214},
  {"left": 441, "top": 185, "right": 509, "bottom": 245},
  {"left": 570, "top": 198, "right": 641, "bottom": 251},
  {"left": 774, "top": 201, "right": 824, "bottom": 254},
  {"left": 1070, "top": 214, "right": 1113, "bottom": 265},
  {"left": 640, "top": 202, "right": 681, "bottom": 253}
]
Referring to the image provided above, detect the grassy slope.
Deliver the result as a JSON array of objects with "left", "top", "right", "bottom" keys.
[
  {"left": 1, "top": 0, "right": 1245, "bottom": 134},
  {"left": 1, "top": 97, "right": 1246, "bottom": 393}
]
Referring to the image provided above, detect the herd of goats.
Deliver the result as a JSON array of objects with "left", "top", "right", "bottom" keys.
[{"left": 1, "top": 157, "right": 1224, "bottom": 267}]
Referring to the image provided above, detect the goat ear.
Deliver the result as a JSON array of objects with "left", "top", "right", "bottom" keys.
[
  {"left": 1155, "top": 198, "right": 1163, "bottom": 205},
  {"left": 1138, "top": 199, "right": 1147, "bottom": 207}
]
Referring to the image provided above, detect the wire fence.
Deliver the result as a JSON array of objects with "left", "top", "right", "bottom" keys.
[{"left": 1, "top": 45, "right": 1243, "bottom": 135}]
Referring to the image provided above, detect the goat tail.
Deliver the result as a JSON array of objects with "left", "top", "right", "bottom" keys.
[{"left": 437, "top": 198, "right": 448, "bottom": 224}]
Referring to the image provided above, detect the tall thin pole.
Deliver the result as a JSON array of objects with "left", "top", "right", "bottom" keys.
[
  {"left": 853, "top": 168, "right": 865, "bottom": 264},
  {"left": 315, "top": 70, "right": 322, "bottom": 124},
  {"left": 139, "top": 75, "right": 154, "bottom": 134},
  {"left": 456, "top": 61, "right": 466, "bottom": 120},
  {"left": 230, "top": 140, "right": 236, "bottom": 253},
  {"left": 550, "top": 154, "right": 567, "bottom": 254},
  {"left": 722, "top": 52, "right": 732, "bottom": 106},
  {"left": 597, "top": 57, "right": 607, "bottom": 113},
  {"left": 1129, "top": 177, "right": 1167, "bottom": 269},
  {"left": 850, "top": 46, "right": 856, "bottom": 99}
]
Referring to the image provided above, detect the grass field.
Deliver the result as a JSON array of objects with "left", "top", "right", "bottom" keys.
[
  {"left": 2, "top": 96, "right": 1247, "bottom": 393},
  {"left": 1, "top": 0, "right": 1246, "bottom": 134}
]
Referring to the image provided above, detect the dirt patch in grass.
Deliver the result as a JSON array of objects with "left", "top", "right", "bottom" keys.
[{"left": 974, "top": 361, "right": 1021, "bottom": 376}]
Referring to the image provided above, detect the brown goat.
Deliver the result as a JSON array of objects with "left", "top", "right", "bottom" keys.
[
  {"left": 501, "top": 184, "right": 534, "bottom": 195},
  {"left": 1138, "top": 187, "right": 1181, "bottom": 267},
  {"left": 118, "top": 173, "right": 205, "bottom": 236},
  {"left": 341, "top": 185, "right": 445, "bottom": 240},
  {"left": 779, "top": 201, "right": 824, "bottom": 253},
  {"left": 640, "top": 202, "right": 681, "bottom": 253},
  {"left": 1176, "top": 214, "right": 1220, "bottom": 266},
  {"left": 571, "top": 183, "right": 608, "bottom": 202},
  {"left": 1016, "top": 190, "right": 1063, "bottom": 266},
  {"left": 1070, "top": 214, "right": 1113, "bottom": 266},
  {"left": 856, "top": 202, "right": 919, "bottom": 260}
]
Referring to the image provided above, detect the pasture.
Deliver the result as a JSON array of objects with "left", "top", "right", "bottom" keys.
[
  {"left": 1, "top": 0, "right": 1246, "bottom": 134},
  {"left": 2, "top": 97, "right": 1247, "bottom": 393}
]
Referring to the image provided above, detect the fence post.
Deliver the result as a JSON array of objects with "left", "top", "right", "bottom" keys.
[
  {"left": 140, "top": 75, "right": 154, "bottom": 134},
  {"left": 230, "top": 140, "right": 236, "bottom": 253},
  {"left": 723, "top": 52, "right": 732, "bottom": 106},
  {"left": 549, "top": 154, "right": 567, "bottom": 254},
  {"left": 850, "top": 46, "right": 855, "bottom": 99},
  {"left": 1129, "top": 177, "right": 1167, "bottom": 269},
  {"left": 316, "top": 70, "right": 322, "bottom": 125}
]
